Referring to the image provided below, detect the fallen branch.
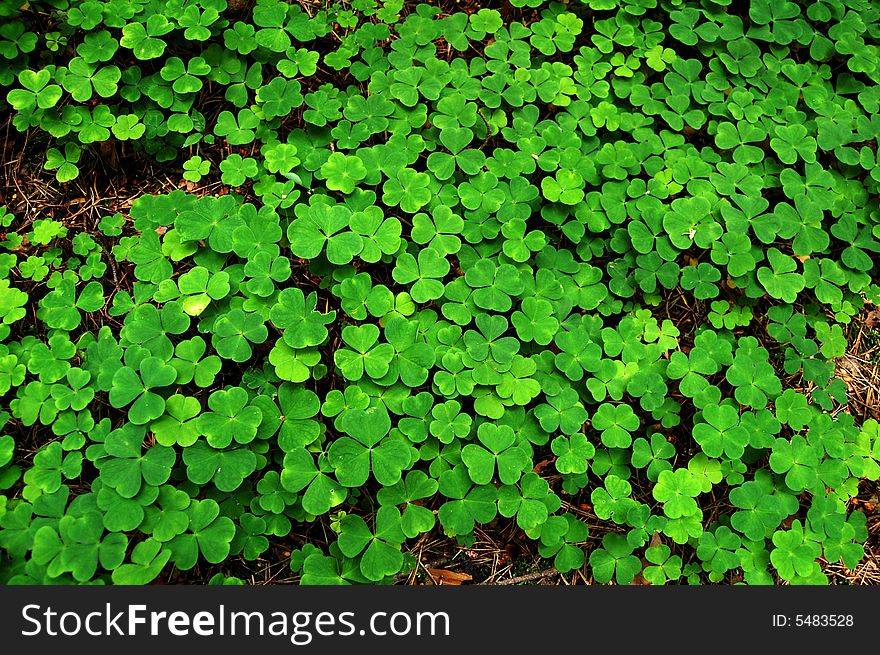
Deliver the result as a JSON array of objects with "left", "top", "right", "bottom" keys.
[{"left": 492, "top": 569, "right": 559, "bottom": 586}]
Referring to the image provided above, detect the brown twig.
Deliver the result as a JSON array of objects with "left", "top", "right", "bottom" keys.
[{"left": 491, "top": 569, "right": 559, "bottom": 586}]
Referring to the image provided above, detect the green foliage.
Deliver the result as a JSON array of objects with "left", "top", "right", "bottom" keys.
[{"left": 1, "top": 0, "right": 880, "bottom": 588}]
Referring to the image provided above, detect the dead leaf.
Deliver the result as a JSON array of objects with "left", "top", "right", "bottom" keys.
[
  {"left": 426, "top": 568, "right": 472, "bottom": 586},
  {"left": 852, "top": 497, "right": 878, "bottom": 511},
  {"left": 99, "top": 141, "right": 119, "bottom": 170},
  {"left": 630, "top": 570, "right": 651, "bottom": 585},
  {"left": 532, "top": 459, "right": 553, "bottom": 473},
  {"left": 11, "top": 235, "right": 30, "bottom": 251},
  {"left": 865, "top": 310, "right": 880, "bottom": 330}
]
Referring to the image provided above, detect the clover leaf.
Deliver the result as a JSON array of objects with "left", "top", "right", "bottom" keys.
[
  {"left": 338, "top": 506, "right": 406, "bottom": 582},
  {"left": 653, "top": 468, "right": 702, "bottom": 519},
  {"left": 770, "top": 520, "right": 823, "bottom": 581},
  {"left": 693, "top": 403, "right": 749, "bottom": 460},
  {"left": 334, "top": 324, "right": 394, "bottom": 381},
  {"left": 589, "top": 533, "right": 641, "bottom": 585},
  {"left": 376, "top": 470, "right": 437, "bottom": 538},
  {"left": 461, "top": 424, "right": 530, "bottom": 485},
  {"left": 321, "top": 153, "right": 367, "bottom": 194},
  {"left": 98, "top": 424, "right": 175, "bottom": 498},
  {"left": 591, "top": 403, "right": 640, "bottom": 448},
  {"left": 757, "top": 248, "right": 805, "bottom": 303},
  {"left": 212, "top": 309, "right": 268, "bottom": 362},
  {"left": 182, "top": 441, "right": 257, "bottom": 493},
  {"left": 288, "top": 202, "right": 363, "bottom": 264},
  {"left": 438, "top": 465, "right": 498, "bottom": 537},
  {"left": 382, "top": 168, "right": 431, "bottom": 213},
  {"left": 109, "top": 357, "right": 177, "bottom": 425},
  {"left": 199, "top": 387, "right": 263, "bottom": 448},
  {"left": 392, "top": 248, "right": 450, "bottom": 303},
  {"left": 329, "top": 404, "right": 410, "bottom": 487},
  {"left": 166, "top": 499, "right": 236, "bottom": 570},
  {"left": 270, "top": 288, "right": 335, "bottom": 349}
]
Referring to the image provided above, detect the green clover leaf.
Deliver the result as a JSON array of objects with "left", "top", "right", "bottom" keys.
[
  {"left": 109, "top": 357, "right": 177, "bottom": 425},
  {"left": 320, "top": 153, "right": 367, "bottom": 194}
]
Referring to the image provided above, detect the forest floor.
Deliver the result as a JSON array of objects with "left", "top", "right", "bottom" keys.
[{"left": 4, "top": 117, "right": 880, "bottom": 586}]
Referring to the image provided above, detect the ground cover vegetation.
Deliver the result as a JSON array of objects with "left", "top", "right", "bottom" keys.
[{"left": 1, "top": 0, "right": 880, "bottom": 585}]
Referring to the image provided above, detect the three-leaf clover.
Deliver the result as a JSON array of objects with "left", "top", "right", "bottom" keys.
[
  {"left": 653, "top": 468, "right": 702, "bottom": 519},
  {"left": 461, "top": 424, "right": 530, "bottom": 485},
  {"left": 589, "top": 533, "right": 642, "bottom": 584},
  {"left": 337, "top": 507, "right": 406, "bottom": 582},
  {"left": 321, "top": 153, "right": 367, "bottom": 194},
  {"left": 109, "top": 357, "right": 177, "bottom": 425},
  {"left": 329, "top": 405, "right": 410, "bottom": 487}
]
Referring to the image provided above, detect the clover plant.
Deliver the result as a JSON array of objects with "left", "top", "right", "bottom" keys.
[{"left": 1, "top": 0, "right": 880, "bottom": 587}]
